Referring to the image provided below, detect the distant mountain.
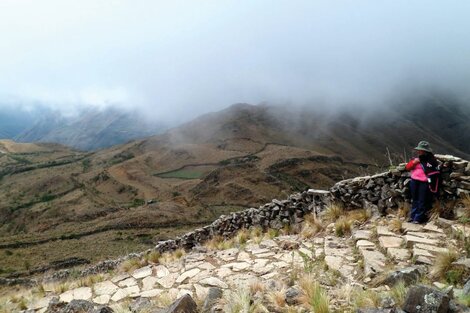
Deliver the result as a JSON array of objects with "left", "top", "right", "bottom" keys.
[{"left": 6, "top": 107, "right": 169, "bottom": 150}]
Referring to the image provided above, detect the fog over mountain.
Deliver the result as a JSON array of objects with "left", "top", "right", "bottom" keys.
[{"left": 1, "top": 1, "right": 470, "bottom": 123}]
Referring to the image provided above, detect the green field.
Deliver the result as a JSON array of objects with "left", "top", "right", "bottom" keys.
[{"left": 156, "top": 165, "right": 218, "bottom": 179}]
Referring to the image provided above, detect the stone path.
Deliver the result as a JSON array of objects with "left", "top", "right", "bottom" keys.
[{"left": 25, "top": 217, "right": 463, "bottom": 312}]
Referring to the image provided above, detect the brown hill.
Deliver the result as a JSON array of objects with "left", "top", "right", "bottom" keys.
[{"left": 0, "top": 96, "right": 469, "bottom": 277}]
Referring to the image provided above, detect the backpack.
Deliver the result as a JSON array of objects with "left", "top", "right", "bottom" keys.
[{"left": 420, "top": 162, "right": 441, "bottom": 194}]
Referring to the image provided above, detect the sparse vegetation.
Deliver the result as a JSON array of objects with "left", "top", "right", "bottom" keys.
[
  {"left": 352, "top": 288, "right": 381, "bottom": 309},
  {"left": 299, "top": 275, "right": 330, "bottom": 313},
  {"left": 335, "top": 217, "right": 352, "bottom": 237},
  {"left": 300, "top": 214, "right": 324, "bottom": 238},
  {"left": 324, "top": 202, "right": 344, "bottom": 221},
  {"left": 223, "top": 288, "right": 268, "bottom": 313},
  {"left": 431, "top": 250, "right": 459, "bottom": 279},
  {"left": 389, "top": 218, "right": 402, "bottom": 233}
]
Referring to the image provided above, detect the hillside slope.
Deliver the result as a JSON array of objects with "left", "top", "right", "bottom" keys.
[{"left": 0, "top": 94, "right": 469, "bottom": 277}]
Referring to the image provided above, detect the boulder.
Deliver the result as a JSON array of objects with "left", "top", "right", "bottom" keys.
[
  {"left": 379, "top": 267, "right": 421, "bottom": 287},
  {"left": 402, "top": 285, "right": 450, "bottom": 313},
  {"left": 285, "top": 286, "right": 301, "bottom": 305},
  {"left": 201, "top": 287, "right": 223, "bottom": 313},
  {"left": 163, "top": 294, "right": 198, "bottom": 313},
  {"left": 129, "top": 297, "right": 151, "bottom": 312}
]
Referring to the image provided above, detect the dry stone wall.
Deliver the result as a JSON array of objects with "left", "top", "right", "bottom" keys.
[{"left": 41, "top": 155, "right": 470, "bottom": 282}]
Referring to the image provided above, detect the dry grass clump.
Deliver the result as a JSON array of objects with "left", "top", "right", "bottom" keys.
[
  {"left": 389, "top": 281, "right": 408, "bottom": 307},
  {"left": 348, "top": 209, "right": 372, "bottom": 223},
  {"left": 118, "top": 257, "right": 144, "bottom": 273},
  {"left": 267, "top": 228, "right": 280, "bottom": 239},
  {"left": 431, "top": 250, "right": 459, "bottom": 279},
  {"left": 397, "top": 202, "right": 411, "bottom": 219},
  {"left": 249, "top": 280, "right": 266, "bottom": 295},
  {"left": 77, "top": 274, "right": 105, "bottom": 288},
  {"left": 267, "top": 288, "right": 287, "bottom": 310},
  {"left": 334, "top": 217, "right": 352, "bottom": 237},
  {"left": 159, "top": 248, "right": 186, "bottom": 264},
  {"left": 299, "top": 275, "right": 330, "bottom": 313},
  {"left": 235, "top": 228, "right": 250, "bottom": 246},
  {"left": 352, "top": 288, "right": 381, "bottom": 309},
  {"left": 222, "top": 288, "right": 268, "bottom": 313},
  {"left": 205, "top": 235, "right": 235, "bottom": 250},
  {"left": 462, "top": 194, "right": 470, "bottom": 210},
  {"left": 389, "top": 218, "right": 402, "bottom": 233},
  {"left": 300, "top": 214, "right": 324, "bottom": 238},
  {"left": 144, "top": 251, "right": 161, "bottom": 264},
  {"left": 324, "top": 202, "right": 344, "bottom": 221}
]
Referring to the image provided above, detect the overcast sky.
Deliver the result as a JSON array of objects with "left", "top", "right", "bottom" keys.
[{"left": 1, "top": 1, "right": 470, "bottom": 120}]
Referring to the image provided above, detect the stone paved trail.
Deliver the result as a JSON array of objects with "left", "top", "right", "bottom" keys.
[{"left": 27, "top": 216, "right": 464, "bottom": 312}]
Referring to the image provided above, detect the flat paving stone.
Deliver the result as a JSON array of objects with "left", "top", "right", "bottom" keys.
[
  {"left": 221, "top": 262, "right": 251, "bottom": 271},
  {"left": 379, "top": 236, "right": 404, "bottom": 248},
  {"left": 132, "top": 266, "right": 153, "bottom": 279},
  {"left": 407, "top": 231, "right": 445, "bottom": 239},
  {"left": 93, "top": 281, "right": 119, "bottom": 296},
  {"left": 404, "top": 235, "right": 439, "bottom": 247},
  {"left": 356, "top": 240, "right": 375, "bottom": 247},
  {"left": 155, "top": 265, "right": 170, "bottom": 278},
  {"left": 199, "top": 277, "right": 228, "bottom": 288},
  {"left": 93, "top": 295, "right": 111, "bottom": 305},
  {"left": 157, "top": 273, "right": 178, "bottom": 289},
  {"left": 176, "top": 268, "right": 201, "bottom": 283},
  {"left": 111, "top": 274, "right": 129, "bottom": 283},
  {"left": 142, "top": 276, "right": 158, "bottom": 291},
  {"left": 388, "top": 248, "right": 411, "bottom": 261},
  {"left": 139, "top": 289, "right": 163, "bottom": 298},
  {"left": 118, "top": 277, "right": 137, "bottom": 288},
  {"left": 402, "top": 222, "right": 423, "bottom": 232},
  {"left": 360, "top": 248, "right": 386, "bottom": 277},
  {"left": 377, "top": 226, "right": 395, "bottom": 236},
  {"left": 353, "top": 230, "right": 372, "bottom": 241},
  {"left": 423, "top": 222, "right": 445, "bottom": 233},
  {"left": 414, "top": 243, "right": 449, "bottom": 255}
]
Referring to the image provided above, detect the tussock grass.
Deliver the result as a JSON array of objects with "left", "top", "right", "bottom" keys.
[
  {"left": 267, "top": 288, "right": 287, "bottom": 310},
  {"left": 389, "top": 280, "right": 408, "bottom": 307},
  {"left": 159, "top": 248, "right": 186, "bottom": 264},
  {"left": 155, "top": 292, "right": 174, "bottom": 308},
  {"left": 299, "top": 275, "right": 330, "bottom": 313},
  {"left": 267, "top": 228, "right": 280, "bottom": 239},
  {"left": 335, "top": 217, "right": 352, "bottom": 237},
  {"left": 324, "top": 202, "right": 344, "bottom": 221},
  {"left": 457, "top": 294, "right": 470, "bottom": 307},
  {"left": 205, "top": 235, "right": 235, "bottom": 250},
  {"left": 77, "top": 274, "right": 105, "bottom": 288},
  {"left": 300, "top": 214, "right": 324, "bottom": 239},
  {"left": 389, "top": 218, "right": 402, "bottom": 233},
  {"left": 348, "top": 209, "right": 371, "bottom": 223},
  {"left": 431, "top": 250, "right": 459, "bottom": 279},
  {"left": 249, "top": 280, "right": 266, "bottom": 295},
  {"left": 222, "top": 288, "right": 268, "bottom": 313},
  {"left": 235, "top": 228, "right": 250, "bottom": 246},
  {"left": 397, "top": 202, "right": 410, "bottom": 219},
  {"left": 144, "top": 251, "right": 161, "bottom": 264},
  {"left": 118, "top": 257, "right": 143, "bottom": 273},
  {"left": 352, "top": 288, "right": 381, "bottom": 309}
]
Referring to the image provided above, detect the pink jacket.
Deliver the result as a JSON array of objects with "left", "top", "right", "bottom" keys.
[{"left": 405, "top": 158, "right": 427, "bottom": 182}]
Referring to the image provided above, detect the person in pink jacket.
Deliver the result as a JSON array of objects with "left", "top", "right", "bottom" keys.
[{"left": 405, "top": 141, "right": 440, "bottom": 224}]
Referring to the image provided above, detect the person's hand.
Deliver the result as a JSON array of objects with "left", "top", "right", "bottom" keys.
[{"left": 413, "top": 158, "right": 420, "bottom": 165}]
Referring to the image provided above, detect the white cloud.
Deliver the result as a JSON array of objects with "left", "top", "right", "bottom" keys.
[{"left": 1, "top": 0, "right": 470, "bottom": 120}]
